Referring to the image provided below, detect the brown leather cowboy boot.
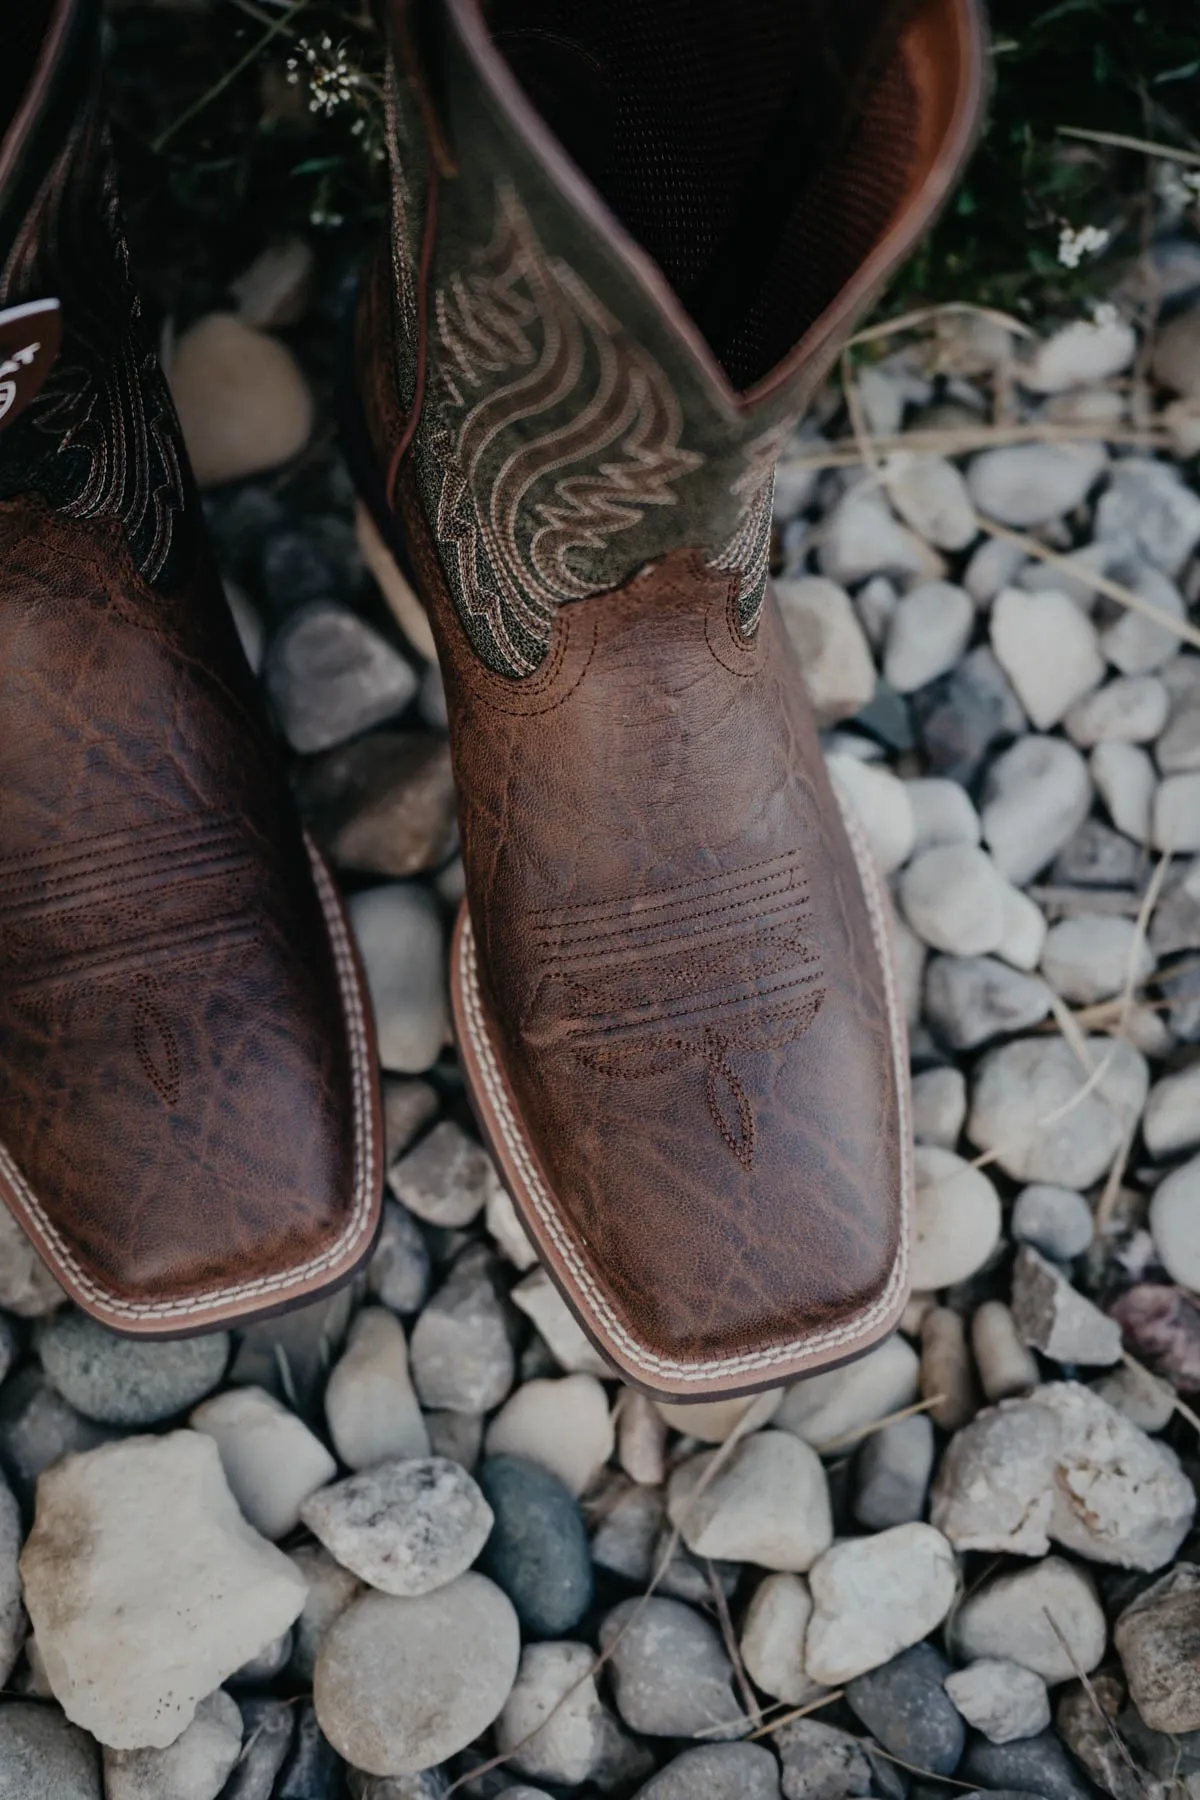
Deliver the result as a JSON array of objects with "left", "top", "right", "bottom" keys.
[
  {"left": 0, "top": 0, "right": 383, "bottom": 1332},
  {"left": 346, "top": 0, "right": 984, "bottom": 1396}
]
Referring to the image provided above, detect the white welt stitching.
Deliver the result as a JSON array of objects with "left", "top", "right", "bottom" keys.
[
  {"left": 459, "top": 788, "right": 911, "bottom": 1384},
  {"left": 0, "top": 836, "right": 378, "bottom": 1320}
]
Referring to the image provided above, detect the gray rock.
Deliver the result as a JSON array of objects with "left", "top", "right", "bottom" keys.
[
  {"left": 1094, "top": 457, "right": 1200, "bottom": 577},
  {"left": 0, "top": 1209, "right": 63, "bottom": 1319},
  {"left": 900, "top": 844, "right": 1011, "bottom": 956},
  {"left": 313, "top": 1576, "right": 520, "bottom": 1777},
  {"left": 424, "top": 1410, "right": 483, "bottom": 1471},
  {"left": 347, "top": 1775, "right": 450, "bottom": 1800},
  {"left": 348, "top": 884, "right": 448, "bottom": 1075},
  {"left": 222, "top": 1699, "right": 294, "bottom": 1800},
  {"left": 301, "top": 1457, "right": 492, "bottom": 1597},
  {"left": 991, "top": 586, "right": 1104, "bottom": 729},
  {"left": 0, "top": 1478, "right": 23, "bottom": 1690},
  {"left": 912, "top": 646, "right": 1026, "bottom": 785},
  {"left": 381, "top": 1080, "right": 440, "bottom": 1165},
  {"left": 1114, "top": 1562, "right": 1200, "bottom": 1733},
  {"left": 409, "top": 1246, "right": 514, "bottom": 1414},
  {"left": 1055, "top": 1676, "right": 1145, "bottom": 1800},
  {"left": 967, "top": 442, "right": 1107, "bottom": 528},
  {"left": 961, "top": 1730, "right": 1099, "bottom": 1800},
  {"left": 967, "top": 1034, "right": 1148, "bottom": 1187},
  {"left": 634, "top": 1743, "right": 782, "bottom": 1800},
  {"left": 1041, "top": 913, "right": 1155, "bottom": 1004},
  {"left": 884, "top": 581, "right": 974, "bottom": 694},
  {"left": 0, "top": 1370, "right": 110, "bottom": 1508},
  {"left": 276, "top": 1701, "right": 341, "bottom": 1799},
  {"left": 1144, "top": 1063, "right": 1200, "bottom": 1158},
  {"left": 103, "top": 1689, "right": 243, "bottom": 1800},
  {"left": 1103, "top": 562, "right": 1189, "bottom": 676},
  {"left": 323, "top": 1306, "right": 429, "bottom": 1471},
  {"left": 510, "top": 1268, "right": 612, "bottom": 1376},
  {"left": 951, "top": 1555, "right": 1106, "bottom": 1683},
  {"left": 477, "top": 1454, "right": 593, "bottom": 1637},
  {"left": 599, "top": 1597, "right": 743, "bottom": 1738},
  {"left": 924, "top": 955, "right": 1053, "bottom": 1051},
  {"left": 227, "top": 1287, "right": 353, "bottom": 1412},
  {"left": 1051, "top": 817, "right": 1143, "bottom": 887},
  {"left": 666, "top": 1430, "right": 832, "bottom": 1571},
  {"left": 805, "top": 1523, "right": 958, "bottom": 1685},
  {"left": 982, "top": 735, "right": 1092, "bottom": 885},
  {"left": 1065, "top": 673, "right": 1170, "bottom": 746},
  {"left": 0, "top": 1701, "right": 100, "bottom": 1799},
  {"left": 853, "top": 1411, "right": 936, "bottom": 1529},
  {"left": 847, "top": 1643, "right": 965, "bottom": 1775},
  {"left": 966, "top": 534, "right": 1028, "bottom": 605},
  {"left": 1156, "top": 772, "right": 1200, "bottom": 851},
  {"left": 932, "top": 1382, "right": 1193, "bottom": 1568},
  {"left": 265, "top": 603, "right": 417, "bottom": 753},
  {"left": 772, "top": 1717, "right": 872, "bottom": 1800},
  {"left": 1011, "top": 1185, "right": 1095, "bottom": 1260},
  {"left": 190, "top": 1386, "right": 336, "bottom": 1540},
  {"left": 494, "top": 1640, "right": 621, "bottom": 1787},
  {"left": 911, "top": 1066, "right": 967, "bottom": 1148},
  {"left": 944, "top": 1659, "right": 1051, "bottom": 1744},
  {"left": 231, "top": 1627, "right": 292, "bottom": 1684},
  {"left": 1011, "top": 1246, "right": 1122, "bottom": 1364},
  {"left": 390, "top": 1121, "right": 502, "bottom": 1230},
  {"left": 288, "top": 1544, "right": 363, "bottom": 1683},
  {"left": 296, "top": 732, "right": 456, "bottom": 877},
  {"left": 36, "top": 1313, "right": 228, "bottom": 1426},
  {"left": 776, "top": 1335, "right": 919, "bottom": 1451},
  {"left": 592, "top": 1481, "right": 664, "bottom": 1585},
  {"left": 1089, "top": 1361, "right": 1175, "bottom": 1433},
  {"left": 366, "top": 1199, "right": 431, "bottom": 1314},
  {"left": 971, "top": 1301, "right": 1040, "bottom": 1402}
]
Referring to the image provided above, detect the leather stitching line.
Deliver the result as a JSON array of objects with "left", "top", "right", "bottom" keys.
[
  {"left": 0, "top": 838, "right": 377, "bottom": 1319},
  {"left": 528, "top": 850, "right": 807, "bottom": 923},
  {"left": 0, "top": 851, "right": 256, "bottom": 922},
  {"left": 457, "top": 774, "right": 910, "bottom": 1381},
  {"left": 538, "top": 895, "right": 814, "bottom": 967},
  {"left": 0, "top": 811, "right": 244, "bottom": 878}
]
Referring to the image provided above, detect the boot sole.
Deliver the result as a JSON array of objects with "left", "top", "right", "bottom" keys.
[
  {"left": 0, "top": 834, "right": 384, "bottom": 1337},
  {"left": 340, "top": 368, "right": 912, "bottom": 1400}
]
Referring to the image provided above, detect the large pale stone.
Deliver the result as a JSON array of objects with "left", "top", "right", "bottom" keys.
[
  {"left": 190, "top": 1386, "right": 335, "bottom": 1539},
  {"left": 666, "top": 1431, "right": 832, "bottom": 1571},
  {"left": 20, "top": 1432, "right": 307, "bottom": 1749},
  {"left": 323, "top": 1307, "right": 429, "bottom": 1471},
  {"left": 484, "top": 1376, "right": 613, "bottom": 1496},
  {"left": 911, "top": 1146, "right": 1002, "bottom": 1290},
  {"left": 776, "top": 1336, "right": 919, "bottom": 1451},
  {"left": 739, "top": 1573, "right": 819, "bottom": 1704},
  {"left": 300, "top": 1457, "right": 493, "bottom": 1597},
  {"left": 169, "top": 313, "right": 314, "bottom": 486},
  {"left": 950, "top": 1555, "right": 1106, "bottom": 1683},
  {"left": 775, "top": 577, "right": 876, "bottom": 722},
  {"left": 804, "top": 1524, "right": 958, "bottom": 1684}
]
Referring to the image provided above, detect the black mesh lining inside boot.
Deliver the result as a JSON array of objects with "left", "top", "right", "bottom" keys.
[
  {"left": 1, "top": 2, "right": 57, "bottom": 149},
  {"left": 488, "top": 0, "right": 919, "bottom": 391}
]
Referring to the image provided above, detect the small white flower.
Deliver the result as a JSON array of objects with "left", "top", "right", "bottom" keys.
[
  {"left": 1089, "top": 300, "right": 1119, "bottom": 327},
  {"left": 1057, "top": 224, "right": 1111, "bottom": 270}
]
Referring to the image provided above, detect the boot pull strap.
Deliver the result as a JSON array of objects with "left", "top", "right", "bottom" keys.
[{"left": 0, "top": 298, "right": 60, "bottom": 434}]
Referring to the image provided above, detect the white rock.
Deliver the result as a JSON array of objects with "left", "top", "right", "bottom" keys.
[
  {"left": 1040, "top": 913, "right": 1155, "bottom": 1003},
  {"left": 1092, "top": 741, "right": 1157, "bottom": 841},
  {"left": 965, "top": 535, "right": 1027, "bottom": 606},
  {"left": 817, "top": 485, "right": 942, "bottom": 587},
  {"left": 967, "top": 442, "right": 1107, "bottom": 528},
  {"left": 618, "top": 1391, "right": 667, "bottom": 1486},
  {"left": 776, "top": 1335, "right": 920, "bottom": 1452},
  {"left": 654, "top": 1389, "right": 783, "bottom": 1444},
  {"left": 169, "top": 314, "right": 313, "bottom": 486},
  {"left": 1011, "top": 1185, "right": 1095, "bottom": 1260},
  {"left": 1011, "top": 1246, "right": 1122, "bottom": 1365},
  {"left": 884, "top": 582, "right": 974, "bottom": 694},
  {"left": 804, "top": 1523, "right": 958, "bottom": 1685},
  {"left": 323, "top": 1306, "right": 429, "bottom": 1471},
  {"left": 971, "top": 1301, "right": 1040, "bottom": 1403},
  {"left": 389, "top": 1121, "right": 502, "bottom": 1229},
  {"left": 301, "top": 1457, "right": 492, "bottom": 1597},
  {"left": 924, "top": 955, "right": 1053, "bottom": 1051},
  {"left": 853, "top": 573, "right": 897, "bottom": 649},
  {"left": 906, "top": 779, "right": 981, "bottom": 854},
  {"left": 884, "top": 453, "right": 978, "bottom": 550},
  {"left": 1090, "top": 1361, "right": 1176, "bottom": 1434},
  {"left": 911, "top": 1146, "right": 1002, "bottom": 1290},
  {"left": 949, "top": 1555, "right": 1106, "bottom": 1682},
  {"left": 1021, "top": 318, "right": 1137, "bottom": 393},
  {"left": 899, "top": 844, "right": 1009, "bottom": 956},
  {"left": 348, "top": 885, "right": 448, "bottom": 1074},
  {"left": 1095, "top": 458, "right": 1200, "bottom": 578},
  {"left": 995, "top": 882, "right": 1048, "bottom": 973},
  {"left": 486, "top": 1184, "right": 538, "bottom": 1271},
  {"left": 190, "top": 1386, "right": 335, "bottom": 1540},
  {"left": 931, "top": 1382, "right": 1193, "bottom": 1569},
  {"left": 314, "top": 1576, "right": 520, "bottom": 1776},
  {"left": 0, "top": 1210, "right": 62, "bottom": 1318},
  {"left": 494, "top": 1642, "right": 614, "bottom": 1787},
  {"left": 1065, "top": 674, "right": 1170, "bottom": 746},
  {"left": 990, "top": 587, "right": 1104, "bottom": 729},
  {"left": 1145, "top": 1065, "right": 1200, "bottom": 1158},
  {"left": 1149, "top": 1153, "right": 1200, "bottom": 1290},
  {"left": 288, "top": 1544, "right": 362, "bottom": 1682},
  {"left": 739, "top": 1574, "right": 818, "bottom": 1705},
  {"left": 485, "top": 1375, "right": 613, "bottom": 1496},
  {"left": 982, "top": 736, "right": 1093, "bottom": 885},
  {"left": 968, "top": 1033, "right": 1148, "bottom": 1187},
  {"left": 775, "top": 577, "right": 877, "bottom": 722},
  {"left": 511, "top": 1269, "right": 611, "bottom": 1376},
  {"left": 943, "top": 1659, "right": 1051, "bottom": 1744},
  {"left": 826, "top": 754, "right": 915, "bottom": 874},
  {"left": 911, "top": 1067, "right": 967, "bottom": 1148},
  {"left": 1102, "top": 567, "right": 1188, "bottom": 674},
  {"left": 1155, "top": 773, "right": 1200, "bottom": 851},
  {"left": 102, "top": 1690, "right": 243, "bottom": 1800},
  {"left": 20, "top": 1432, "right": 306, "bottom": 1749},
  {"left": 409, "top": 1246, "right": 514, "bottom": 1415},
  {"left": 666, "top": 1430, "right": 832, "bottom": 1572}
]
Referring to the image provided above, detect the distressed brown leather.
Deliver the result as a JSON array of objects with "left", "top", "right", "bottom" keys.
[
  {"left": 0, "top": 0, "right": 381, "bottom": 1332},
  {"left": 398, "top": 459, "right": 908, "bottom": 1387}
]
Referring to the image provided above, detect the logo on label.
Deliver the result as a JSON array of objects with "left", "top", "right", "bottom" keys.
[{"left": 0, "top": 298, "right": 61, "bottom": 431}]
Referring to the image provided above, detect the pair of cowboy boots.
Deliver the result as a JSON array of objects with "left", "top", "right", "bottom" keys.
[{"left": 0, "top": 0, "right": 983, "bottom": 1393}]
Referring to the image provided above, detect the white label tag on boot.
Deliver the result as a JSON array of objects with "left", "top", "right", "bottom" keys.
[{"left": 0, "top": 298, "right": 62, "bottom": 429}]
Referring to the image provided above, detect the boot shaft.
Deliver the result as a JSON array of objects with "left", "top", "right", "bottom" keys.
[{"left": 363, "top": 0, "right": 985, "bottom": 675}]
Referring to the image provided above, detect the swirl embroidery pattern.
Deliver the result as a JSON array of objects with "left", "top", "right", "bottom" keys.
[{"left": 421, "top": 182, "right": 705, "bottom": 676}]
